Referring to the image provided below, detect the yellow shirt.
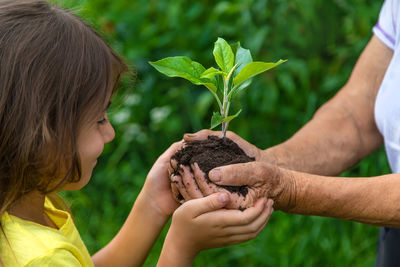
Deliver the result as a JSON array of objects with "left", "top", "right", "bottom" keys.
[{"left": 0, "top": 196, "right": 93, "bottom": 266}]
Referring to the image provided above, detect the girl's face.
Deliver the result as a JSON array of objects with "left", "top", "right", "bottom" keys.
[{"left": 62, "top": 112, "right": 115, "bottom": 191}]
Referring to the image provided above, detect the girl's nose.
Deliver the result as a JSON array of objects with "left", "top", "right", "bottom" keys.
[{"left": 103, "top": 121, "right": 115, "bottom": 143}]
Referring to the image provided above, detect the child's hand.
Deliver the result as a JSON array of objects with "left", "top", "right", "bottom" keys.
[
  {"left": 169, "top": 161, "right": 267, "bottom": 210},
  {"left": 159, "top": 193, "right": 273, "bottom": 266},
  {"left": 140, "top": 140, "right": 185, "bottom": 219}
]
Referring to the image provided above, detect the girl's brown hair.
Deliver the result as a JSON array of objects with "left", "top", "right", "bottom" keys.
[{"left": 0, "top": 0, "right": 128, "bottom": 217}]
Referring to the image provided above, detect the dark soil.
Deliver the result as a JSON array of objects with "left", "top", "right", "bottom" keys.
[{"left": 171, "top": 135, "right": 255, "bottom": 197}]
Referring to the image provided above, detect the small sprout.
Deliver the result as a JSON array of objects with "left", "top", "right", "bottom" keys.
[{"left": 149, "top": 37, "right": 286, "bottom": 138}]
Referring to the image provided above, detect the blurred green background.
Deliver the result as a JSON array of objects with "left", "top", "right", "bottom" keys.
[{"left": 58, "top": 0, "right": 389, "bottom": 266}]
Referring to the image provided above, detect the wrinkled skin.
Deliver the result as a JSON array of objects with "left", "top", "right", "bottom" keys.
[
  {"left": 168, "top": 130, "right": 279, "bottom": 209},
  {"left": 169, "top": 161, "right": 268, "bottom": 209}
]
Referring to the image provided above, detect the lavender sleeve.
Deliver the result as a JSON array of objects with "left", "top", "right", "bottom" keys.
[{"left": 373, "top": 0, "right": 397, "bottom": 50}]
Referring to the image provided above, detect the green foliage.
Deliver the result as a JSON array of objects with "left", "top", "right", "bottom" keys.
[
  {"left": 150, "top": 37, "right": 285, "bottom": 135},
  {"left": 149, "top": 56, "right": 217, "bottom": 92},
  {"left": 57, "top": 0, "right": 388, "bottom": 266},
  {"left": 233, "top": 60, "right": 286, "bottom": 86},
  {"left": 213, "top": 37, "right": 235, "bottom": 73}
]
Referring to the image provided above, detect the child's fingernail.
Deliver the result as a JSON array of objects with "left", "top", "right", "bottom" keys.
[
  {"left": 184, "top": 133, "right": 196, "bottom": 138},
  {"left": 270, "top": 200, "right": 275, "bottom": 207},
  {"left": 218, "top": 193, "right": 228, "bottom": 203},
  {"left": 210, "top": 168, "right": 221, "bottom": 182}
]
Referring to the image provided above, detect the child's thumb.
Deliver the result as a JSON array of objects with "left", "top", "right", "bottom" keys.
[{"left": 189, "top": 193, "right": 229, "bottom": 217}]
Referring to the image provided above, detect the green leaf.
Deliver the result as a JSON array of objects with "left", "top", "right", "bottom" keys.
[
  {"left": 233, "top": 42, "right": 253, "bottom": 77},
  {"left": 213, "top": 37, "right": 234, "bottom": 74},
  {"left": 222, "top": 109, "right": 242, "bottom": 123},
  {"left": 149, "top": 56, "right": 204, "bottom": 83},
  {"left": 210, "top": 112, "right": 224, "bottom": 129},
  {"left": 149, "top": 56, "right": 217, "bottom": 93},
  {"left": 204, "top": 83, "right": 218, "bottom": 94},
  {"left": 233, "top": 59, "right": 287, "bottom": 86},
  {"left": 210, "top": 109, "right": 242, "bottom": 129},
  {"left": 201, "top": 67, "right": 224, "bottom": 79},
  {"left": 228, "top": 43, "right": 254, "bottom": 99}
]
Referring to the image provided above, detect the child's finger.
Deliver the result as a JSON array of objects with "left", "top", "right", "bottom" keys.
[
  {"left": 222, "top": 199, "right": 273, "bottom": 236},
  {"left": 212, "top": 230, "right": 263, "bottom": 247},
  {"left": 181, "top": 165, "right": 203, "bottom": 199},
  {"left": 218, "top": 197, "right": 266, "bottom": 227},
  {"left": 192, "top": 163, "right": 222, "bottom": 196},
  {"left": 171, "top": 173, "right": 191, "bottom": 201},
  {"left": 220, "top": 231, "right": 260, "bottom": 246},
  {"left": 168, "top": 163, "right": 175, "bottom": 178},
  {"left": 170, "top": 178, "right": 184, "bottom": 204},
  {"left": 170, "top": 159, "right": 179, "bottom": 172},
  {"left": 184, "top": 192, "right": 229, "bottom": 218}
]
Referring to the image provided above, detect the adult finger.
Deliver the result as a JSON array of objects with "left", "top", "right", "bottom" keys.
[
  {"left": 192, "top": 163, "right": 258, "bottom": 210},
  {"left": 184, "top": 192, "right": 229, "bottom": 218},
  {"left": 183, "top": 129, "right": 220, "bottom": 142},
  {"left": 223, "top": 131, "right": 260, "bottom": 159},
  {"left": 181, "top": 165, "right": 203, "bottom": 199},
  {"left": 183, "top": 130, "right": 259, "bottom": 159},
  {"left": 209, "top": 161, "right": 268, "bottom": 187},
  {"left": 184, "top": 129, "right": 243, "bottom": 141}
]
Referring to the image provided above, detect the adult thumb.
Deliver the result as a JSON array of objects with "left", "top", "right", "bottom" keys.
[
  {"left": 209, "top": 161, "right": 263, "bottom": 186},
  {"left": 188, "top": 192, "right": 229, "bottom": 217}
]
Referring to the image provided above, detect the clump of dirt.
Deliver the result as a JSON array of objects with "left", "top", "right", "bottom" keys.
[{"left": 171, "top": 135, "right": 255, "bottom": 197}]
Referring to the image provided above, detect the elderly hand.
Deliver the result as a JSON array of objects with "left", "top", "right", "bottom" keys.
[
  {"left": 170, "top": 157, "right": 295, "bottom": 210},
  {"left": 168, "top": 130, "right": 287, "bottom": 210},
  {"left": 168, "top": 130, "right": 263, "bottom": 209},
  {"left": 205, "top": 161, "right": 296, "bottom": 210}
]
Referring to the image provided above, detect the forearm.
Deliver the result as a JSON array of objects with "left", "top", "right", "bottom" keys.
[
  {"left": 278, "top": 171, "right": 400, "bottom": 227},
  {"left": 261, "top": 36, "right": 391, "bottom": 176},
  {"left": 157, "top": 233, "right": 196, "bottom": 267},
  {"left": 92, "top": 192, "right": 169, "bottom": 267},
  {"left": 262, "top": 97, "right": 382, "bottom": 176}
]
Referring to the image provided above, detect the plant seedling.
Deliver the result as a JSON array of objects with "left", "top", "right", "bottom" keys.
[{"left": 149, "top": 37, "right": 286, "bottom": 138}]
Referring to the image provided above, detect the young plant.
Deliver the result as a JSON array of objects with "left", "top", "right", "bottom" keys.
[{"left": 149, "top": 37, "right": 286, "bottom": 138}]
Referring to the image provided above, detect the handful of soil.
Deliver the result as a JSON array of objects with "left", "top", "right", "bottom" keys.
[{"left": 171, "top": 135, "right": 255, "bottom": 198}]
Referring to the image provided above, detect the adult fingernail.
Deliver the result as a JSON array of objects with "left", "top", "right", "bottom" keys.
[
  {"left": 184, "top": 133, "right": 196, "bottom": 138},
  {"left": 218, "top": 193, "right": 228, "bottom": 203},
  {"left": 209, "top": 168, "right": 221, "bottom": 182}
]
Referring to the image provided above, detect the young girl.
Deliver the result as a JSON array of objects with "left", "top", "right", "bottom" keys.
[{"left": 0, "top": 1, "right": 274, "bottom": 266}]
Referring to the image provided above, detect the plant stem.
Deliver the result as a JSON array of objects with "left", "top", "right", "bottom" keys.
[
  {"left": 222, "top": 121, "right": 226, "bottom": 139},
  {"left": 221, "top": 75, "right": 229, "bottom": 139},
  {"left": 221, "top": 64, "right": 237, "bottom": 139}
]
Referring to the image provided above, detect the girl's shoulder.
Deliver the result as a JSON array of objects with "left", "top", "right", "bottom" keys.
[{"left": 0, "top": 194, "right": 93, "bottom": 266}]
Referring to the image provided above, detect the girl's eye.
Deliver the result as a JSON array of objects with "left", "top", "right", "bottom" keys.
[{"left": 97, "top": 117, "right": 107, "bottom": 125}]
